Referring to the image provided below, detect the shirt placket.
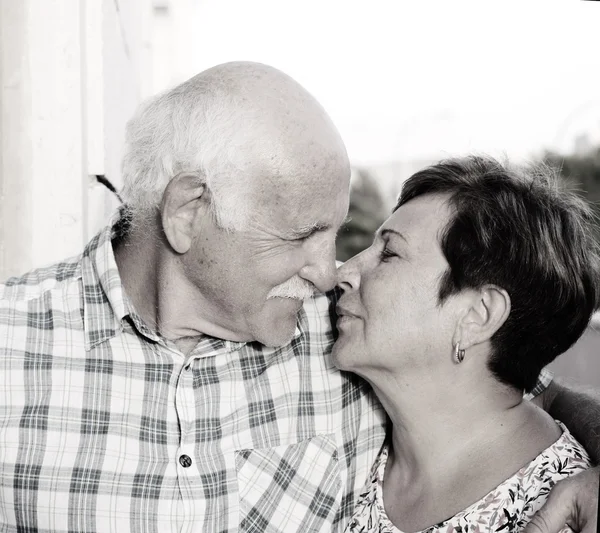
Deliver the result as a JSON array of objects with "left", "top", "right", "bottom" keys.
[
  {"left": 173, "top": 350, "right": 202, "bottom": 532},
  {"left": 172, "top": 339, "right": 240, "bottom": 533}
]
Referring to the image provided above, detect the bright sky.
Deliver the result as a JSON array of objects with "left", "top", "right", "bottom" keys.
[{"left": 188, "top": 0, "right": 600, "bottom": 165}]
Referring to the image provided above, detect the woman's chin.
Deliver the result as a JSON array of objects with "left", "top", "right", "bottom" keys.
[{"left": 331, "top": 338, "right": 353, "bottom": 371}]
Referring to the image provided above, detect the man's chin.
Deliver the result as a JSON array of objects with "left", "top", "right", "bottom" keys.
[
  {"left": 247, "top": 297, "right": 304, "bottom": 347},
  {"left": 254, "top": 325, "right": 296, "bottom": 348},
  {"left": 253, "top": 308, "right": 300, "bottom": 347},
  {"left": 272, "top": 296, "right": 305, "bottom": 311}
]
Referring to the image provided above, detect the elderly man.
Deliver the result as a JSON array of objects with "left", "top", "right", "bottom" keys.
[{"left": 0, "top": 62, "right": 598, "bottom": 533}]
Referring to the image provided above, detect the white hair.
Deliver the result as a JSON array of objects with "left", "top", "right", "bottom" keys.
[{"left": 120, "top": 74, "right": 253, "bottom": 230}]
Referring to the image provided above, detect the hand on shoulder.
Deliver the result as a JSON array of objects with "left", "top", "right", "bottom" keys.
[{"left": 523, "top": 465, "right": 599, "bottom": 533}]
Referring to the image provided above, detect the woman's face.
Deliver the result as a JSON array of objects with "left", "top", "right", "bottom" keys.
[{"left": 332, "top": 193, "right": 461, "bottom": 381}]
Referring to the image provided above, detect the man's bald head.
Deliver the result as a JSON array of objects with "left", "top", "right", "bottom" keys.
[{"left": 121, "top": 61, "right": 350, "bottom": 229}]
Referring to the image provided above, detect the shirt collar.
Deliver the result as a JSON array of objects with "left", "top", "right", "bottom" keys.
[{"left": 81, "top": 209, "right": 134, "bottom": 350}]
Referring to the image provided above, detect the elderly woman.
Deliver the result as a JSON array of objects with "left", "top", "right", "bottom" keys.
[{"left": 333, "top": 156, "right": 599, "bottom": 532}]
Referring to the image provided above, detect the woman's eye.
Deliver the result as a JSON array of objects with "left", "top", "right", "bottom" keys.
[{"left": 379, "top": 247, "right": 396, "bottom": 262}]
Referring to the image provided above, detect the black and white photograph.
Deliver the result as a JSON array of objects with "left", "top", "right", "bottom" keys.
[{"left": 0, "top": 1, "right": 599, "bottom": 532}]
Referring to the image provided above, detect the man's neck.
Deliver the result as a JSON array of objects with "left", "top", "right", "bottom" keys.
[
  {"left": 369, "top": 366, "right": 560, "bottom": 531},
  {"left": 113, "top": 229, "right": 251, "bottom": 352}
]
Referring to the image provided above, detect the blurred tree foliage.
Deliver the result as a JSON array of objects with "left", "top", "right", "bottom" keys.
[
  {"left": 336, "top": 168, "right": 388, "bottom": 262},
  {"left": 543, "top": 147, "right": 600, "bottom": 238}
]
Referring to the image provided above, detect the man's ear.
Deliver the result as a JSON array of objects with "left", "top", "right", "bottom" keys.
[
  {"left": 455, "top": 285, "right": 511, "bottom": 350},
  {"left": 160, "top": 172, "right": 207, "bottom": 254}
]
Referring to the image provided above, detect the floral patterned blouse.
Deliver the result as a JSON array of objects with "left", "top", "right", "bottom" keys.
[{"left": 345, "top": 422, "right": 591, "bottom": 533}]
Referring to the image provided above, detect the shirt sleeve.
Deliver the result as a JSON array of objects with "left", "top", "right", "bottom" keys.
[{"left": 524, "top": 367, "right": 553, "bottom": 401}]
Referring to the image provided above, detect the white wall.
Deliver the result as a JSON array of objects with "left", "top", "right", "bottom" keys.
[
  {"left": 0, "top": 0, "right": 196, "bottom": 280},
  {"left": 1, "top": 0, "right": 86, "bottom": 277}
]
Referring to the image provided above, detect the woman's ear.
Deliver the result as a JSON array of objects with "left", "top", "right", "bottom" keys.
[
  {"left": 160, "top": 172, "right": 207, "bottom": 254},
  {"left": 455, "top": 285, "right": 511, "bottom": 350}
]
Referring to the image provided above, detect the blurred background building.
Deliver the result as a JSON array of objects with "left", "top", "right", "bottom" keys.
[{"left": 1, "top": 0, "right": 599, "bottom": 385}]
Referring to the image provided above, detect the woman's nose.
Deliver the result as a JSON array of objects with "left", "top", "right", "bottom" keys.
[{"left": 336, "top": 254, "right": 362, "bottom": 293}]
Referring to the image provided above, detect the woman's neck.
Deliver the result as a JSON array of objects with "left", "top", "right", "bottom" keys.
[{"left": 369, "top": 366, "right": 560, "bottom": 532}]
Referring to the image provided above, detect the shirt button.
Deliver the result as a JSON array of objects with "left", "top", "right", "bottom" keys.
[{"left": 179, "top": 455, "right": 192, "bottom": 468}]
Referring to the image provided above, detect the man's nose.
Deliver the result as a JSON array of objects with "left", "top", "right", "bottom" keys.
[{"left": 298, "top": 236, "right": 338, "bottom": 293}]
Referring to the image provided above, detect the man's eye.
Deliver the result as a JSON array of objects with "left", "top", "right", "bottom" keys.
[{"left": 379, "top": 247, "right": 396, "bottom": 262}]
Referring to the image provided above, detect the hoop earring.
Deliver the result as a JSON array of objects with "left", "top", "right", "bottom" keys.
[{"left": 454, "top": 342, "right": 466, "bottom": 364}]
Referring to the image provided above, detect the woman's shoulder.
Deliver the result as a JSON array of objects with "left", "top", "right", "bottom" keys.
[
  {"left": 518, "top": 422, "right": 591, "bottom": 505},
  {"left": 344, "top": 428, "right": 592, "bottom": 533},
  {"left": 419, "top": 423, "right": 592, "bottom": 533},
  {"left": 453, "top": 421, "right": 592, "bottom": 532},
  {"left": 523, "top": 422, "right": 590, "bottom": 483}
]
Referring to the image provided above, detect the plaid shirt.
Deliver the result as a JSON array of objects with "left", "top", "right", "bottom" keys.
[{"left": 0, "top": 216, "right": 551, "bottom": 533}]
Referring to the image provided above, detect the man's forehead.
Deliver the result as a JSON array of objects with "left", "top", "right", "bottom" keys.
[{"left": 249, "top": 158, "right": 350, "bottom": 202}]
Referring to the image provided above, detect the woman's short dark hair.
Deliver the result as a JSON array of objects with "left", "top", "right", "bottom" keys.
[{"left": 396, "top": 155, "right": 600, "bottom": 392}]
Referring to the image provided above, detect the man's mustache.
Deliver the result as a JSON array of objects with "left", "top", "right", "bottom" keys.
[{"left": 267, "top": 276, "right": 315, "bottom": 300}]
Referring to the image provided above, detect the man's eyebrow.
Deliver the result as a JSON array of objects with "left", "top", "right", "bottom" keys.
[
  {"left": 378, "top": 228, "right": 409, "bottom": 243},
  {"left": 287, "top": 222, "right": 331, "bottom": 239}
]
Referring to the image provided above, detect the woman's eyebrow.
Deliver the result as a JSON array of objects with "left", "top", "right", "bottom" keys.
[{"left": 379, "top": 228, "right": 409, "bottom": 243}]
